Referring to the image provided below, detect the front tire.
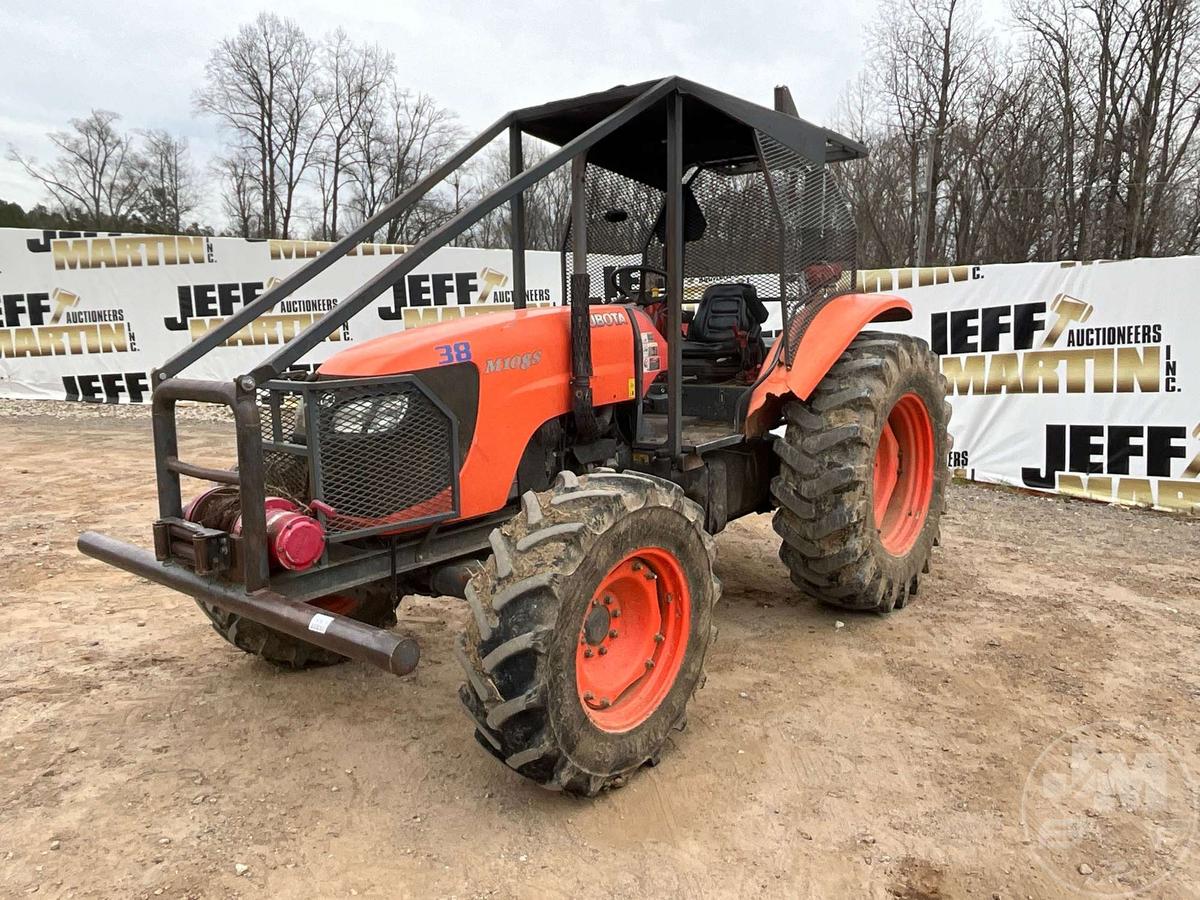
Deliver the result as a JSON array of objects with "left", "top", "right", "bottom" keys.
[
  {"left": 196, "top": 582, "right": 399, "bottom": 669},
  {"left": 772, "top": 332, "right": 950, "bottom": 612},
  {"left": 457, "top": 470, "right": 718, "bottom": 796}
]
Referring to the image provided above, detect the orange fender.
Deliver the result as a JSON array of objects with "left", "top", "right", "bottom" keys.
[{"left": 745, "top": 293, "right": 912, "bottom": 436}]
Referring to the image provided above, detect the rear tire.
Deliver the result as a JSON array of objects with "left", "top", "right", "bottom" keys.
[
  {"left": 771, "top": 332, "right": 950, "bottom": 612},
  {"left": 457, "top": 470, "right": 718, "bottom": 796},
  {"left": 196, "top": 582, "right": 399, "bottom": 669}
]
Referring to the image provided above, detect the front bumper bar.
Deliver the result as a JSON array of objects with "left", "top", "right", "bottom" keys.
[{"left": 78, "top": 531, "right": 419, "bottom": 676}]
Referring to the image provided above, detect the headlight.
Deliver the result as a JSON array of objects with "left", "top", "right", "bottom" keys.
[{"left": 331, "top": 395, "right": 410, "bottom": 434}]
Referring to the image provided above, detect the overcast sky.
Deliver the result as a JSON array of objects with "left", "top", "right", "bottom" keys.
[{"left": 1, "top": 0, "right": 991, "bottom": 227}]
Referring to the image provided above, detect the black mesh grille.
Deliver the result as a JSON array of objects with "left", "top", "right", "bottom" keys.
[
  {"left": 312, "top": 379, "right": 456, "bottom": 536},
  {"left": 255, "top": 376, "right": 458, "bottom": 539},
  {"left": 258, "top": 388, "right": 303, "bottom": 444},
  {"left": 757, "top": 133, "right": 857, "bottom": 365}
]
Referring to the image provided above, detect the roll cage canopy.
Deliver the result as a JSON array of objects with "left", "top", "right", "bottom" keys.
[
  {"left": 512, "top": 77, "right": 867, "bottom": 186},
  {"left": 154, "top": 74, "right": 864, "bottom": 387}
]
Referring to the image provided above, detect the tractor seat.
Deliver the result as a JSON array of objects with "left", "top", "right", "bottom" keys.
[{"left": 680, "top": 283, "right": 769, "bottom": 379}]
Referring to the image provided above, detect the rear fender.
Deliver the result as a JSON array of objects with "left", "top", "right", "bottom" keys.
[{"left": 744, "top": 293, "right": 912, "bottom": 436}]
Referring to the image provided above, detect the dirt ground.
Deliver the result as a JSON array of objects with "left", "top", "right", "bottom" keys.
[{"left": 0, "top": 403, "right": 1197, "bottom": 900}]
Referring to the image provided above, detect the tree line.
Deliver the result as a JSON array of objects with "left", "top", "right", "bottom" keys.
[
  {"left": 6, "top": 113, "right": 207, "bottom": 235},
  {"left": 6, "top": 2, "right": 1200, "bottom": 265},
  {"left": 841, "top": 0, "right": 1200, "bottom": 266}
]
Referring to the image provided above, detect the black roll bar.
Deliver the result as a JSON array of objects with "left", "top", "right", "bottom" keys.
[
  {"left": 246, "top": 76, "right": 677, "bottom": 385},
  {"left": 145, "top": 76, "right": 678, "bottom": 594},
  {"left": 665, "top": 92, "right": 684, "bottom": 457},
  {"left": 509, "top": 124, "right": 527, "bottom": 310},
  {"left": 155, "top": 114, "right": 515, "bottom": 382}
]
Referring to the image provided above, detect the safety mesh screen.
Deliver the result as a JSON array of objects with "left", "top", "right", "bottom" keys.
[
  {"left": 560, "top": 138, "right": 857, "bottom": 362},
  {"left": 560, "top": 161, "right": 799, "bottom": 342},
  {"left": 756, "top": 133, "right": 857, "bottom": 365},
  {"left": 311, "top": 379, "right": 456, "bottom": 537},
  {"left": 648, "top": 165, "right": 784, "bottom": 318},
  {"left": 257, "top": 384, "right": 311, "bottom": 503},
  {"left": 562, "top": 167, "right": 665, "bottom": 303}
]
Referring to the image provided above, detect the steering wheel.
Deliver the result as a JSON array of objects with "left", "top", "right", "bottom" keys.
[{"left": 609, "top": 265, "right": 668, "bottom": 305}]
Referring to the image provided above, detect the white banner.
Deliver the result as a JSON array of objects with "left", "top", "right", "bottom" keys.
[
  {"left": 864, "top": 260, "right": 1197, "bottom": 514},
  {"left": 1, "top": 228, "right": 1195, "bottom": 513},
  {"left": 0, "top": 228, "right": 563, "bottom": 402}
]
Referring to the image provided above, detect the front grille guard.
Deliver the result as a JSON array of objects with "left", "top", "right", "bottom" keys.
[
  {"left": 152, "top": 374, "right": 460, "bottom": 593},
  {"left": 258, "top": 374, "right": 461, "bottom": 543}
]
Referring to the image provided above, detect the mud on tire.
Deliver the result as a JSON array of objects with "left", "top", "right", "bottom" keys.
[
  {"left": 457, "top": 470, "right": 719, "bottom": 797},
  {"left": 195, "top": 581, "right": 399, "bottom": 669},
  {"left": 771, "top": 332, "right": 951, "bottom": 613}
]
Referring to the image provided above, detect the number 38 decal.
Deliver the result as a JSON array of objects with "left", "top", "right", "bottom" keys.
[{"left": 435, "top": 341, "right": 472, "bottom": 365}]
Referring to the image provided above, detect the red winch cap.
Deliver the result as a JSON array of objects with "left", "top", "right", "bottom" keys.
[
  {"left": 266, "top": 508, "right": 326, "bottom": 571},
  {"left": 230, "top": 496, "right": 299, "bottom": 536},
  {"left": 231, "top": 497, "right": 327, "bottom": 572}
]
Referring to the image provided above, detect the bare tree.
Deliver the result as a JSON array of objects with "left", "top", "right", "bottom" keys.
[
  {"left": 313, "top": 30, "right": 393, "bottom": 240},
  {"left": 138, "top": 130, "right": 201, "bottom": 233},
  {"left": 273, "top": 25, "right": 326, "bottom": 239},
  {"left": 344, "top": 86, "right": 463, "bottom": 243},
  {"left": 7, "top": 109, "right": 144, "bottom": 229},
  {"left": 458, "top": 137, "right": 571, "bottom": 250},
  {"left": 868, "top": 0, "right": 988, "bottom": 263},
  {"left": 196, "top": 12, "right": 325, "bottom": 238},
  {"left": 214, "top": 148, "right": 261, "bottom": 238},
  {"left": 840, "top": 0, "right": 1200, "bottom": 266}
]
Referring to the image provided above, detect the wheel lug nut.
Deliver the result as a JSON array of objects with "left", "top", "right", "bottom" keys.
[
  {"left": 609, "top": 629, "right": 619, "bottom": 639},
  {"left": 603, "top": 595, "right": 613, "bottom": 605},
  {"left": 664, "top": 593, "right": 673, "bottom": 604},
  {"left": 632, "top": 561, "right": 642, "bottom": 571},
  {"left": 583, "top": 691, "right": 594, "bottom": 701},
  {"left": 584, "top": 648, "right": 594, "bottom": 658},
  {"left": 654, "top": 632, "right": 664, "bottom": 643},
  {"left": 598, "top": 646, "right": 608, "bottom": 656},
  {"left": 645, "top": 659, "right": 655, "bottom": 669},
  {"left": 599, "top": 698, "right": 612, "bottom": 708},
  {"left": 644, "top": 571, "right": 657, "bottom": 581}
]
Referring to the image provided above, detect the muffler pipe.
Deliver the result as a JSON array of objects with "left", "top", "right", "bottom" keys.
[
  {"left": 77, "top": 531, "right": 419, "bottom": 676},
  {"left": 428, "top": 560, "right": 485, "bottom": 599}
]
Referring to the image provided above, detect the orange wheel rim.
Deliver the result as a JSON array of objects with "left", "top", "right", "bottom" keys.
[
  {"left": 575, "top": 548, "right": 691, "bottom": 733},
  {"left": 873, "top": 392, "right": 935, "bottom": 556}
]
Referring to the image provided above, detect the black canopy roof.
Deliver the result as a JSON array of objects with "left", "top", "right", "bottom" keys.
[{"left": 512, "top": 76, "right": 866, "bottom": 188}]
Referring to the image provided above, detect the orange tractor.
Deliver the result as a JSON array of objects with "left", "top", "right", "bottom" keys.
[{"left": 79, "top": 77, "right": 949, "bottom": 795}]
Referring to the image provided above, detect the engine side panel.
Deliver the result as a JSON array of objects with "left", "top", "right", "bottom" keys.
[{"left": 318, "top": 305, "right": 662, "bottom": 519}]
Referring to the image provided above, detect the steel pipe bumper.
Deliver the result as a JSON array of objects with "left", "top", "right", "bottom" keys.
[{"left": 77, "top": 531, "right": 419, "bottom": 676}]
